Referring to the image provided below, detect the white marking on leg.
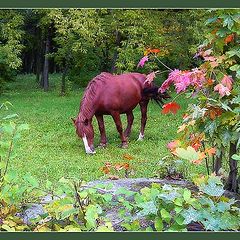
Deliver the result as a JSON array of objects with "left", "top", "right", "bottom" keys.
[
  {"left": 137, "top": 132, "right": 144, "bottom": 141},
  {"left": 82, "top": 134, "right": 95, "bottom": 154}
]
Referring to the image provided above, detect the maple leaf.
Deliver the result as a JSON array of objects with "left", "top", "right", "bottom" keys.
[
  {"left": 150, "top": 48, "right": 161, "bottom": 54},
  {"left": 206, "top": 106, "right": 223, "bottom": 120},
  {"left": 167, "top": 140, "right": 180, "bottom": 150},
  {"left": 144, "top": 72, "right": 156, "bottom": 85},
  {"left": 192, "top": 152, "right": 206, "bottom": 165},
  {"left": 137, "top": 56, "right": 149, "bottom": 68},
  {"left": 205, "top": 147, "right": 216, "bottom": 157},
  {"left": 224, "top": 34, "right": 234, "bottom": 44},
  {"left": 214, "top": 84, "right": 231, "bottom": 97},
  {"left": 162, "top": 102, "right": 181, "bottom": 114},
  {"left": 221, "top": 75, "right": 233, "bottom": 90}
]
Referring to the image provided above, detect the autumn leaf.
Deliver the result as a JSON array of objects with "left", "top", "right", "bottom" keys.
[
  {"left": 205, "top": 78, "right": 215, "bottom": 86},
  {"left": 122, "top": 163, "right": 130, "bottom": 170},
  {"left": 114, "top": 164, "right": 124, "bottom": 171},
  {"left": 123, "top": 154, "right": 134, "bottom": 160},
  {"left": 224, "top": 34, "right": 234, "bottom": 44},
  {"left": 205, "top": 147, "right": 216, "bottom": 157},
  {"left": 177, "top": 123, "right": 187, "bottom": 133},
  {"left": 206, "top": 106, "right": 223, "bottom": 120},
  {"left": 105, "top": 162, "right": 112, "bottom": 168},
  {"left": 150, "top": 48, "right": 161, "bottom": 54},
  {"left": 192, "top": 152, "right": 206, "bottom": 165},
  {"left": 100, "top": 166, "right": 110, "bottom": 174},
  {"left": 162, "top": 102, "right": 181, "bottom": 114},
  {"left": 145, "top": 71, "right": 156, "bottom": 85},
  {"left": 137, "top": 56, "right": 149, "bottom": 68},
  {"left": 108, "top": 175, "right": 119, "bottom": 180}
]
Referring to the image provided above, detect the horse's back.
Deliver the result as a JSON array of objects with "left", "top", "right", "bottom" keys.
[{"left": 93, "top": 72, "right": 146, "bottom": 114}]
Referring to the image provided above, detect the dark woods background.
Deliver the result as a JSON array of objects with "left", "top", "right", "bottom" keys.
[{"left": 0, "top": 9, "right": 210, "bottom": 94}]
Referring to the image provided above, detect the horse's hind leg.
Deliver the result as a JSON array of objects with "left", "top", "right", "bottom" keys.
[
  {"left": 124, "top": 111, "right": 134, "bottom": 138},
  {"left": 111, "top": 111, "right": 128, "bottom": 148},
  {"left": 138, "top": 100, "right": 149, "bottom": 141},
  {"left": 96, "top": 114, "right": 107, "bottom": 148}
]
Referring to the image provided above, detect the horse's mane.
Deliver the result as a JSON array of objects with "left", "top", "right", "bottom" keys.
[{"left": 78, "top": 72, "right": 112, "bottom": 121}]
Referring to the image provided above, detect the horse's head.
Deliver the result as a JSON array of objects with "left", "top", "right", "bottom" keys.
[
  {"left": 142, "top": 86, "right": 171, "bottom": 106},
  {"left": 72, "top": 117, "right": 95, "bottom": 154}
]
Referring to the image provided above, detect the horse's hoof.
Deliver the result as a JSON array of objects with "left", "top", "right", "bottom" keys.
[
  {"left": 86, "top": 150, "right": 96, "bottom": 154},
  {"left": 137, "top": 133, "right": 144, "bottom": 141},
  {"left": 98, "top": 143, "right": 107, "bottom": 148},
  {"left": 120, "top": 143, "right": 128, "bottom": 149}
]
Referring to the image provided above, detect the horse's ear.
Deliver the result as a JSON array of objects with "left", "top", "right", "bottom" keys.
[{"left": 71, "top": 117, "right": 76, "bottom": 125}]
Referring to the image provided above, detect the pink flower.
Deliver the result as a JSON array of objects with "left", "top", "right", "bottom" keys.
[
  {"left": 214, "top": 84, "right": 231, "bottom": 97},
  {"left": 137, "top": 56, "right": 149, "bottom": 68},
  {"left": 221, "top": 75, "right": 233, "bottom": 90}
]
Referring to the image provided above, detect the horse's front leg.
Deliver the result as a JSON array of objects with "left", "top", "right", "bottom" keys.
[
  {"left": 138, "top": 100, "right": 149, "bottom": 140},
  {"left": 111, "top": 111, "right": 128, "bottom": 148},
  {"left": 95, "top": 114, "right": 107, "bottom": 148},
  {"left": 124, "top": 111, "right": 134, "bottom": 138}
]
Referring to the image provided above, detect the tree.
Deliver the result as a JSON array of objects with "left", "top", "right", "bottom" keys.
[{"left": 0, "top": 10, "right": 24, "bottom": 92}]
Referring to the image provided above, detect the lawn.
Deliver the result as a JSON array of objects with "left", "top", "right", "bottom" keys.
[{"left": 0, "top": 74, "right": 191, "bottom": 185}]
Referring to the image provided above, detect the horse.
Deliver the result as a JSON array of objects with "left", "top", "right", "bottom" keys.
[{"left": 72, "top": 72, "right": 169, "bottom": 154}]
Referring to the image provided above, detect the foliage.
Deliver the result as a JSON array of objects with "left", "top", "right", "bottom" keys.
[
  {"left": 139, "top": 10, "right": 240, "bottom": 192},
  {"left": 113, "top": 175, "right": 240, "bottom": 231},
  {"left": 0, "top": 10, "right": 24, "bottom": 91}
]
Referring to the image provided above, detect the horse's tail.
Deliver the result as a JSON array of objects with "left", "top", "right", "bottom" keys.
[{"left": 142, "top": 86, "right": 170, "bottom": 106}]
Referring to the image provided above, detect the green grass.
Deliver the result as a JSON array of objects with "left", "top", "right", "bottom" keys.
[{"left": 1, "top": 74, "right": 192, "bottom": 184}]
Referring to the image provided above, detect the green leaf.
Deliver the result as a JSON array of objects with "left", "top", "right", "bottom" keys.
[
  {"left": 223, "top": 16, "right": 234, "bottom": 29},
  {"left": 103, "top": 193, "right": 112, "bottom": 202},
  {"left": 205, "top": 16, "right": 218, "bottom": 25},
  {"left": 61, "top": 207, "right": 79, "bottom": 220},
  {"left": 154, "top": 217, "right": 163, "bottom": 231},
  {"left": 23, "top": 173, "right": 39, "bottom": 188},
  {"left": 226, "top": 47, "right": 240, "bottom": 58},
  {"left": 231, "top": 154, "right": 240, "bottom": 161},
  {"left": 183, "top": 189, "right": 191, "bottom": 202},
  {"left": 160, "top": 208, "right": 171, "bottom": 223},
  {"left": 175, "top": 146, "right": 199, "bottom": 162},
  {"left": 85, "top": 204, "right": 102, "bottom": 229}
]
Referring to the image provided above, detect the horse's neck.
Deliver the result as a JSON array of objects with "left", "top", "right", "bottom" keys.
[{"left": 79, "top": 99, "right": 95, "bottom": 121}]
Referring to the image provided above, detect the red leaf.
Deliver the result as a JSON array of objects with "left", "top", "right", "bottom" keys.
[
  {"left": 150, "top": 48, "right": 161, "bottom": 54},
  {"left": 162, "top": 102, "right": 181, "bottom": 115},
  {"left": 224, "top": 34, "right": 234, "bottom": 44}
]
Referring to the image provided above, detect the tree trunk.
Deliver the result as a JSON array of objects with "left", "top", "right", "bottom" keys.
[
  {"left": 214, "top": 151, "right": 222, "bottom": 175},
  {"left": 42, "top": 30, "right": 50, "bottom": 91},
  {"left": 36, "top": 29, "right": 42, "bottom": 83},
  {"left": 61, "top": 65, "right": 68, "bottom": 96},
  {"left": 111, "top": 30, "right": 121, "bottom": 73},
  {"left": 225, "top": 142, "right": 238, "bottom": 192}
]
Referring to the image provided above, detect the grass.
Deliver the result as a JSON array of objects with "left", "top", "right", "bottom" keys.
[{"left": 1, "top": 74, "right": 195, "bottom": 185}]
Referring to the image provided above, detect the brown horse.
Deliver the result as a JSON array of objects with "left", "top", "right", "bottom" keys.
[{"left": 72, "top": 72, "right": 169, "bottom": 154}]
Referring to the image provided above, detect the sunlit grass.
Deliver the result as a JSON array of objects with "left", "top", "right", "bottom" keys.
[{"left": 0, "top": 74, "right": 203, "bottom": 185}]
